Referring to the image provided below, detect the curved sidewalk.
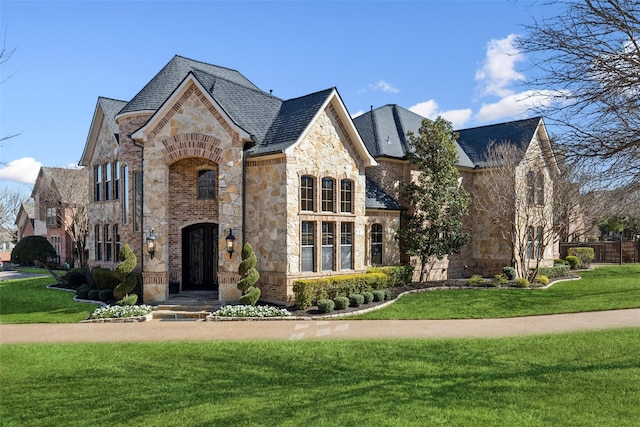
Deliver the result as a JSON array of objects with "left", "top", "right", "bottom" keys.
[{"left": 1, "top": 308, "right": 639, "bottom": 344}]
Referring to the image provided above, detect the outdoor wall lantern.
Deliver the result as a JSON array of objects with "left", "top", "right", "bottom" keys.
[
  {"left": 146, "top": 228, "right": 157, "bottom": 259},
  {"left": 225, "top": 228, "right": 236, "bottom": 259}
]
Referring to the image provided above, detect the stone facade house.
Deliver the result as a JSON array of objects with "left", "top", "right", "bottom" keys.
[
  {"left": 30, "top": 167, "right": 89, "bottom": 267},
  {"left": 354, "top": 105, "right": 559, "bottom": 278},
  {"left": 79, "top": 55, "right": 559, "bottom": 305}
]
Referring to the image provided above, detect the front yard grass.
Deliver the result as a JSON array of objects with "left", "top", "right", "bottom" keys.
[
  {"left": 0, "top": 276, "right": 98, "bottom": 323},
  {"left": 1, "top": 329, "right": 639, "bottom": 426},
  {"left": 355, "top": 264, "right": 640, "bottom": 320}
]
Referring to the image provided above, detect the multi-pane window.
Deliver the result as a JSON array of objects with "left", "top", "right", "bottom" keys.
[
  {"left": 198, "top": 170, "right": 216, "bottom": 199},
  {"left": 535, "top": 173, "right": 544, "bottom": 205},
  {"left": 371, "top": 223, "right": 383, "bottom": 265},
  {"left": 46, "top": 207, "right": 57, "bottom": 227},
  {"left": 340, "top": 222, "right": 353, "bottom": 270},
  {"left": 51, "top": 235, "right": 61, "bottom": 259},
  {"left": 105, "top": 163, "right": 112, "bottom": 201},
  {"left": 114, "top": 224, "right": 120, "bottom": 261},
  {"left": 526, "top": 170, "right": 544, "bottom": 206},
  {"left": 322, "top": 222, "right": 334, "bottom": 271},
  {"left": 134, "top": 171, "right": 143, "bottom": 232},
  {"left": 114, "top": 161, "right": 120, "bottom": 200},
  {"left": 526, "top": 171, "right": 534, "bottom": 205},
  {"left": 94, "top": 165, "right": 102, "bottom": 202},
  {"left": 301, "top": 221, "right": 315, "bottom": 272},
  {"left": 122, "top": 165, "right": 129, "bottom": 224},
  {"left": 526, "top": 226, "right": 543, "bottom": 259},
  {"left": 104, "top": 225, "right": 112, "bottom": 262},
  {"left": 300, "top": 175, "right": 314, "bottom": 211},
  {"left": 340, "top": 179, "right": 353, "bottom": 213},
  {"left": 321, "top": 178, "right": 335, "bottom": 212},
  {"left": 95, "top": 225, "right": 102, "bottom": 261}
]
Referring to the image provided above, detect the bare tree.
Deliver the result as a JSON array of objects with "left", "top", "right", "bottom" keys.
[
  {"left": 518, "top": 0, "right": 640, "bottom": 187},
  {"left": 0, "top": 185, "right": 28, "bottom": 233}
]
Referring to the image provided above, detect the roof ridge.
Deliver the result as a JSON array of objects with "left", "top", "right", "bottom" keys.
[
  {"left": 173, "top": 54, "right": 246, "bottom": 78},
  {"left": 455, "top": 116, "right": 541, "bottom": 132},
  {"left": 191, "top": 67, "right": 282, "bottom": 101}
]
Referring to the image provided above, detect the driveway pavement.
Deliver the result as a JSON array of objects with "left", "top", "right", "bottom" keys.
[{"left": 2, "top": 308, "right": 639, "bottom": 344}]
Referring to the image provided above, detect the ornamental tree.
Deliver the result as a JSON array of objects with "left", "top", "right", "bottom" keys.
[
  {"left": 237, "top": 243, "right": 261, "bottom": 305},
  {"left": 398, "top": 117, "right": 471, "bottom": 282}
]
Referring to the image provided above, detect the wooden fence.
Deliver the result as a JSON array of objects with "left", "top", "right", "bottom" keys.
[{"left": 560, "top": 241, "right": 640, "bottom": 264}]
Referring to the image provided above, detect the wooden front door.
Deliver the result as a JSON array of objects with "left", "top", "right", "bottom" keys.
[{"left": 182, "top": 223, "right": 218, "bottom": 291}]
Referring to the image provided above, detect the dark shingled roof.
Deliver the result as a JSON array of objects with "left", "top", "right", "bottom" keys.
[
  {"left": 455, "top": 117, "right": 542, "bottom": 168},
  {"left": 353, "top": 105, "right": 474, "bottom": 168},
  {"left": 365, "top": 177, "right": 403, "bottom": 211},
  {"left": 98, "top": 97, "right": 127, "bottom": 141}
]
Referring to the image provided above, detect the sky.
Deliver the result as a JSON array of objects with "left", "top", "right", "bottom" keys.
[{"left": 0, "top": 0, "right": 560, "bottom": 193}]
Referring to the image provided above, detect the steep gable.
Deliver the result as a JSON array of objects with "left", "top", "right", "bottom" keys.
[{"left": 79, "top": 97, "right": 127, "bottom": 166}]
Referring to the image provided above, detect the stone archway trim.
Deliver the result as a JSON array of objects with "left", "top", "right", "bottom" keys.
[{"left": 162, "top": 133, "right": 224, "bottom": 165}]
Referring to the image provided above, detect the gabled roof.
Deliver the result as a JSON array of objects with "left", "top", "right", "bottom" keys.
[
  {"left": 365, "top": 177, "right": 403, "bottom": 211},
  {"left": 353, "top": 105, "right": 474, "bottom": 168},
  {"left": 456, "top": 117, "right": 543, "bottom": 168},
  {"left": 99, "top": 97, "right": 128, "bottom": 141},
  {"left": 79, "top": 97, "right": 127, "bottom": 166},
  {"left": 31, "top": 167, "right": 89, "bottom": 205}
]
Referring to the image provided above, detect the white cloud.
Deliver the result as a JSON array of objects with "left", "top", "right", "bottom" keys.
[
  {"left": 351, "top": 110, "right": 366, "bottom": 118},
  {"left": 409, "top": 100, "right": 473, "bottom": 128},
  {"left": 0, "top": 157, "right": 42, "bottom": 184},
  {"left": 475, "top": 34, "right": 525, "bottom": 98},
  {"left": 372, "top": 80, "right": 399, "bottom": 93},
  {"left": 475, "top": 90, "right": 559, "bottom": 122}
]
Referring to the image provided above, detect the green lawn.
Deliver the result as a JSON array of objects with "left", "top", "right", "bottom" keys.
[
  {"left": 1, "top": 329, "right": 639, "bottom": 426},
  {"left": 0, "top": 276, "right": 99, "bottom": 323},
  {"left": 355, "top": 264, "right": 640, "bottom": 320}
]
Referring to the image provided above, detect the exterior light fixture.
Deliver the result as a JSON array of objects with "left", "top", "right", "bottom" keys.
[
  {"left": 225, "top": 228, "right": 236, "bottom": 259},
  {"left": 146, "top": 228, "right": 157, "bottom": 259}
]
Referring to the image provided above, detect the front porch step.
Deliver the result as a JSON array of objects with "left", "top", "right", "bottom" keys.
[
  {"left": 152, "top": 291, "right": 220, "bottom": 320},
  {"left": 152, "top": 309, "right": 213, "bottom": 320}
]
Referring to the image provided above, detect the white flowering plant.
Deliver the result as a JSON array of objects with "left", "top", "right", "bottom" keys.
[
  {"left": 90, "top": 304, "right": 153, "bottom": 319},
  {"left": 211, "top": 305, "right": 292, "bottom": 318}
]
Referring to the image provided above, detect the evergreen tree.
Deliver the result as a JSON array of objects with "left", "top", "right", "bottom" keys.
[{"left": 398, "top": 117, "right": 471, "bottom": 281}]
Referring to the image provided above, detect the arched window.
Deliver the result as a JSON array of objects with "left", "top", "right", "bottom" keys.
[
  {"left": 198, "top": 170, "right": 216, "bottom": 199},
  {"left": 321, "top": 177, "right": 335, "bottom": 212},
  {"left": 535, "top": 172, "right": 544, "bottom": 205},
  {"left": 300, "top": 175, "right": 315, "bottom": 211},
  {"left": 340, "top": 179, "right": 353, "bottom": 213},
  {"left": 371, "top": 223, "right": 383, "bottom": 265}
]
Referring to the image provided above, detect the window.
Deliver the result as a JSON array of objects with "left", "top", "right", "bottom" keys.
[
  {"left": 114, "top": 224, "right": 120, "bottom": 261},
  {"left": 535, "top": 172, "right": 544, "bottom": 205},
  {"left": 105, "top": 163, "right": 112, "bottom": 201},
  {"left": 95, "top": 165, "right": 102, "bottom": 202},
  {"left": 95, "top": 225, "right": 102, "bottom": 261},
  {"left": 134, "top": 171, "right": 142, "bottom": 232},
  {"left": 104, "top": 225, "right": 112, "bottom": 262},
  {"left": 46, "top": 207, "right": 57, "bottom": 227},
  {"left": 321, "top": 177, "right": 335, "bottom": 212},
  {"left": 122, "top": 165, "right": 129, "bottom": 224},
  {"left": 526, "top": 227, "right": 534, "bottom": 259},
  {"left": 300, "top": 175, "right": 314, "bottom": 211},
  {"left": 526, "top": 170, "right": 534, "bottom": 205},
  {"left": 114, "top": 161, "right": 120, "bottom": 200},
  {"left": 301, "top": 221, "right": 315, "bottom": 272},
  {"left": 340, "top": 222, "right": 353, "bottom": 270},
  {"left": 198, "top": 170, "right": 216, "bottom": 199},
  {"left": 371, "top": 223, "right": 383, "bottom": 265},
  {"left": 535, "top": 226, "right": 543, "bottom": 259},
  {"left": 322, "top": 222, "right": 334, "bottom": 271},
  {"left": 340, "top": 179, "right": 353, "bottom": 213}
]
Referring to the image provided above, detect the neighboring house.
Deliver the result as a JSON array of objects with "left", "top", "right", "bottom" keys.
[
  {"left": 79, "top": 55, "right": 560, "bottom": 305},
  {"left": 15, "top": 201, "right": 36, "bottom": 241},
  {"left": 0, "top": 226, "right": 16, "bottom": 267},
  {"left": 31, "top": 167, "right": 90, "bottom": 267},
  {"left": 354, "top": 105, "right": 560, "bottom": 278}
]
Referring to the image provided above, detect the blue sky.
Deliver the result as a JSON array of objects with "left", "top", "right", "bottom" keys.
[{"left": 0, "top": 0, "right": 558, "bottom": 191}]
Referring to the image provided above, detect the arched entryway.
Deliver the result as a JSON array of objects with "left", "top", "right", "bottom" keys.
[{"left": 182, "top": 223, "right": 219, "bottom": 291}]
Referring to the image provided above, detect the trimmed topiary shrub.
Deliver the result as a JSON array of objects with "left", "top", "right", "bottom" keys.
[
  {"left": 237, "top": 243, "right": 261, "bottom": 306},
  {"left": 565, "top": 255, "right": 580, "bottom": 269},
  {"left": 76, "top": 288, "right": 90, "bottom": 300},
  {"left": 333, "top": 296, "right": 350, "bottom": 310},
  {"left": 10, "top": 236, "right": 57, "bottom": 266},
  {"left": 513, "top": 278, "right": 530, "bottom": 288},
  {"left": 535, "top": 275, "right": 550, "bottom": 286},
  {"left": 466, "top": 274, "right": 485, "bottom": 286},
  {"left": 64, "top": 270, "right": 88, "bottom": 289},
  {"left": 113, "top": 245, "right": 138, "bottom": 303},
  {"left": 88, "top": 290, "right": 100, "bottom": 301},
  {"left": 349, "top": 294, "right": 365, "bottom": 307},
  {"left": 372, "top": 290, "right": 386, "bottom": 302},
  {"left": 93, "top": 268, "right": 120, "bottom": 290},
  {"left": 383, "top": 288, "right": 392, "bottom": 301},
  {"left": 361, "top": 291, "right": 374, "bottom": 304},
  {"left": 292, "top": 273, "right": 388, "bottom": 309},
  {"left": 502, "top": 266, "right": 516, "bottom": 281},
  {"left": 98, "top": 289, "right": 113, "bottom": 302},
  {"left": 317, "top": 299, "right": 335, "bottom": 313},
  {"left": 116, "top": 294, "right": 138, "bottom": 306}
]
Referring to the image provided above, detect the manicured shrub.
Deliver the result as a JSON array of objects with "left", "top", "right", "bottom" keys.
[
  {"left": 372, "top": 290, "right": 386, "bottom": 302},
  {"left": 237, "top": 243, "right": 261, "bottom": 306},
  {"left": 93, "top": 268, "right": 119, "bottom": 290},
  {"left": 501, "top": 266, "right": 516, "bottom": 280},
  {"left": 492, "top": 273, "right": 508, "bottom": 287},
  {"left": 367, "top": 265, "right": 414, "bottom": 286},
  {"left": 116, "top": 294, "right": 138, "bottom": 306},
  {"left": 113, "top": 245, "right": 138, "bottom": 300},
  {"left": 64, "top": 270, "right": 88, "bottom": 289},
  {"left": 383, "top": 288, "right": 392, "bottom": 301},
  {"left": 10, "top": 236, "right": 57, "bottom": 266},
  {"left": 98, "top": 289, "right": 113, "bottom": 302},
  {"left": 333, "top": 296, "right": 350, "bottom": 310},
  {"left": 535, "top": 275, "right": 550, "bottom": 286},
  {"left": 513, "top": 278, "right": 530, "bottom": 288},
  {"left": 466, "top": 274, "right": 485, "bottom": 286},
  {"left": 538, "top": 265, "right": 570, "bottom": 279},
  {"left": 76, "top": 288, "right": 90, "bottom": 300},
  {"left": 348, "top": 294, "right": 365, "bottom": 307},
  {"left": 88, "top": 290, "right": 100, "bottom": 301},
  {"left": 567, "top": 247, "right": 595, "bottom": 268},
  {"left": 317, "top": 299, "right": 335, "bottom": 313},
  {"left": 554, "top": 258, "right": 568, "bottom": 266},
  {"left": 361, "top": 291, "right": 374, "bottom": 304},
  {"left": 293, "top": 273, "right": 388, "bottom": 309},
  {"left": 565, "top": 255, "right": 580, "bottom": 269}
]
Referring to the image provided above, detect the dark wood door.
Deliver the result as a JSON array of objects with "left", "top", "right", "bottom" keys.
[{"left": 182, "top": 223, "right": 218, "bottom": 291}]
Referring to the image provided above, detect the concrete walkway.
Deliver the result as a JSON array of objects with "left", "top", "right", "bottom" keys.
[{"left": 2, "top": 308, "right": 639, "bottom": 344}]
